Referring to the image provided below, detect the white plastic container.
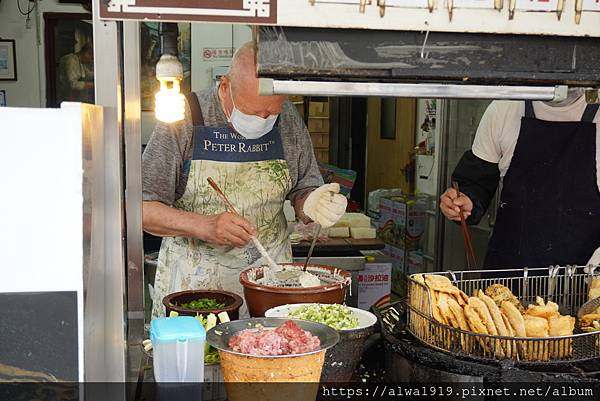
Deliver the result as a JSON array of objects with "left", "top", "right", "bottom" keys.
[{"left": 150, "top": 316, "right": 206, "bottom": 382}]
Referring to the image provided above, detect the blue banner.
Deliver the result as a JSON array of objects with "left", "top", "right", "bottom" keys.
[{"left": 192, "top": 126, "right": 285, "bottom": 162}]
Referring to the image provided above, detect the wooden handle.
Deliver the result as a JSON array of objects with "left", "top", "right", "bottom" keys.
[
  {"left": 207, "top": 177, "right": 279, "bottom": 270},
  {"left": 452, "top": 181, "right": 478, "bottom": 269},
  {"left": 207, "top": 177, "right": 239, "bottom": 215}
]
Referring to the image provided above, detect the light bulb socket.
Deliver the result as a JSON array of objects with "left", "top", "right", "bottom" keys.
[
  {"left": 156, "top": 55, "right": 183, "bottom": 81},
  {"left": 159, "top": 23, "right": 179, "bottom": 57}
]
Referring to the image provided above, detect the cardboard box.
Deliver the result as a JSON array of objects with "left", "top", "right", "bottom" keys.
[
  {"left": 378, "top": 195, "right": 426, "bottom": 250},
  {"left": 308, "top": 117, "right": 330, "bottom": 133},
  {"left": 389, "top": 245, "right": 407, "bottom": 296},
  {"left": 357, "top": 256, "right": 392, "bottom": 310},
  {"left": 308, "top": 101, "right": 329, "bottom": 117},
  {"left": 310, "top": 132, "right": 330, "bottom": 148}
]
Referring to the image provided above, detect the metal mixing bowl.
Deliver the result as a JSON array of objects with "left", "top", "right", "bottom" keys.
[{"left": 206, "top": 317, "right": 340, "bottom": 358}]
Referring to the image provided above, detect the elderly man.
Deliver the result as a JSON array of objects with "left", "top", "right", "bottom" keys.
[{"left": 143, "top": 42, "right": 346, "bottom": 318}]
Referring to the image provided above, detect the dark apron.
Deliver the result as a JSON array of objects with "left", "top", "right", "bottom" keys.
[{"left": 484, "top": 101, "right": 600, "bottom": 269}]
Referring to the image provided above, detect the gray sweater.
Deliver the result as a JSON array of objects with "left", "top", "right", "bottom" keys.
[{"left": 142, "top": 88, "right": 323, "bottom": 206}]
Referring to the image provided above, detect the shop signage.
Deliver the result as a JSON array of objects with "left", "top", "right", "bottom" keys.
[
  {"left": 100, "top": 0, "right": 277, "bottom": 24},
  {"left": 203, "top": 47, "right": 234, "bottom": 60}
]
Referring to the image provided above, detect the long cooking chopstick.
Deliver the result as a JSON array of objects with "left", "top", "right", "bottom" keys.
[
  {"left": 452, "top": 181, "right": 478, "bottom": 269},
  {"left": 206, "top": 177, "right": 280, "bottom": 270}
]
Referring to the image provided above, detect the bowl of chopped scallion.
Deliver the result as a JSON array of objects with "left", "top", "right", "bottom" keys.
[{"left": 163, "top": 290, "right": 243, "bottom": 320}]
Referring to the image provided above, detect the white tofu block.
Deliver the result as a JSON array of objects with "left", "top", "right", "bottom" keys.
[
  {"left": 328, "top": 226, "right": 350, "bottom": 238},
  {"left": 333, "top": 213, "right": 371, "bottom": 228},
  {"left": 350, "top": 227, "right": 377, "bottom": 239}
]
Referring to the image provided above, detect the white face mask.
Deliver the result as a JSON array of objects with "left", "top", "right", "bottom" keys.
[{"left": 226, "top": 86, "right": 278, "bottom": 139}]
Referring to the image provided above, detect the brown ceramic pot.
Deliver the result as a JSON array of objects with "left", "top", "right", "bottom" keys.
[
  {"left": 162, "top": 289, "right": 243, "bottom": 320},
  {"left": 239, "top": 263, "right": 352, "bottom": 317}
]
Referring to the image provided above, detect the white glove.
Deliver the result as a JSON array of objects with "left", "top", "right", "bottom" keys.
[
  {"left": 303, "top": 183, "right": 347, "bottom": 228},
  {"left": 588, "top": 247, "right": 600, "bottom": 266}
]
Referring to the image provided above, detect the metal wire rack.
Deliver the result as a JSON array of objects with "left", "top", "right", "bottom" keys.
[{"left": 406, "top": 266, "right": 600, "bottom": 363}]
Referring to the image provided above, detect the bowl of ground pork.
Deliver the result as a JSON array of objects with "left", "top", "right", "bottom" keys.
[{"left": 206, "top": 318, "right": 339, "bottom": 401}]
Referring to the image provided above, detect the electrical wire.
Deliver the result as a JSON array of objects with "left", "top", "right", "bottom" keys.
[{"left": 17, "top": 0, "right": 36, "bottom": 16}]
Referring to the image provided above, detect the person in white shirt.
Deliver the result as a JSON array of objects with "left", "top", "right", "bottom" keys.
[
  {"left": 57, "top": 43, "right": 94, "bottom": 103},
  {"left": 440, "top": 89, "right": 600, "bottom": 269}
]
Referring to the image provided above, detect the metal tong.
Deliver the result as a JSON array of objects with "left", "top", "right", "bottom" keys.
[
  {"left": 452, "top": 181, "right": 477, "bottom": 270},
  {"left": 206, "top": 177, "right": 280, "bottom": 271},
  {"left": 303, "top": 224, "right": 321, "bottom": 272}
]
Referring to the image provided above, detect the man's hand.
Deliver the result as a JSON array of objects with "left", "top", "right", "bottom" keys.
[
  {"left": 440, "top": 187, "right": 473, "bottom": 222},
  {"left": 142, "top": 201, "right": 255, "bottom": 247},
  {"left": 303, "top": 183, "right": 347, "bottom": 228},
  {"left": 202, "top": 212, "right": 256, "bottom": 247}
]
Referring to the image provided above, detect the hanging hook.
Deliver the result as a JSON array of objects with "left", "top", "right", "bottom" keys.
[
  {"left": 420, "top": 26, "right": 430, "bottom": 59},
  {"left": 556, "top": 0, "right": 564, "bottom": 20},
  {"left": 508, "top": 0, "right": 516, "bottom": 20},
  {"left": 359, "top": 0, "right": 367, "bottom": 13},
  {"left": 575, "top": 0, "right": 583, "bottom": 24},
  {"left": 378, "top": 0, "right": 386, "bottom": 17},
  {"left": 428, "top": 0, "right": 435, "bottom": 13}
]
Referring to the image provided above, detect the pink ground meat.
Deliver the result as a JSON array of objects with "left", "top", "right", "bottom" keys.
[{"left": 228, "top": 320, "right": 321, "bottom": 356}]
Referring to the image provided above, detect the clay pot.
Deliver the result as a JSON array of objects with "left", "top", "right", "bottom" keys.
[
  {"left": 162, "top": 289, "right": 243, "bottom": 320},
  {"left": 239, "top": 263, "right": 352, "bottom": 317}
]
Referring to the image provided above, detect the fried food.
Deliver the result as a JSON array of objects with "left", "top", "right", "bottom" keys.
[
  {"left": 477, "top": 291, "right": 512, "bottom": 357},
  {"left": 548, "top": 315, "right": 575, "bottom": 359},
  {"left": 464, "top": 304, "right": 492, "bottom": 353},
  {"left": 430, "top": 291, "right": 448, "bottom": 325},
  {"left": 425, "top": 275, "right": 461, "bottom": 295},
  {"left": 580, "top": 313, "right": 600, "bottom": 328},
  {"left": 468, "top": 297, "right": 498, "bottom": 336},
  {"left": 437, "top": 293, "right": 459, "bottom": 328},
  {"left": 486, "top": 284, "right": 525, "bottom": 313},
  {"left": 447, "top": 296, "right": 471, "bottom": 352},
  {"left": 522, "top": 315, "right": 550, "bottom": 361},
  {"left": 447, "top": 296, "right": 470, "bottom": 332},
  {"left": 477, "top": 292, "right": 509, "bottom": 336},
  {"left": 464, "top": 305, "right": 489, "bottom": 335},
  {"left": 523, "top": 315, "right": 549, "bottom": 337},
  {"left": 502, "top": 314, "right": 515, "bottom": 337},
  {"left": 525, "top": 297, "right": 559, "bottom": 319},
  {"left": 501, "top": 301, "right": 526, "bottom": 337},
  {"left": 589, "top": 277, "right": 600, "bottom": 300},
  {"left": 548, "top": 315, "right": 575, "bottom": 336},
  {"left": 454, "top": 291, "right": 468, "bottom": 306}
]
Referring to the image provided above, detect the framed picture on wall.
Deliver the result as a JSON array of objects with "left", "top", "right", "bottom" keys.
[
  {"left": 141, "top": 22, "right": 191, "bottom": 111},
  {"left": 0, "top": 39, "right": 17, "bottom": 81},
  {"left": 44, "top": 13, "right": 94, "bottom": 107}
]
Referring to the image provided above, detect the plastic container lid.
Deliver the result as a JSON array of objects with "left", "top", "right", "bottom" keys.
[{"left": 150, "top": 316, "right": 206, "bottom": 343}]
